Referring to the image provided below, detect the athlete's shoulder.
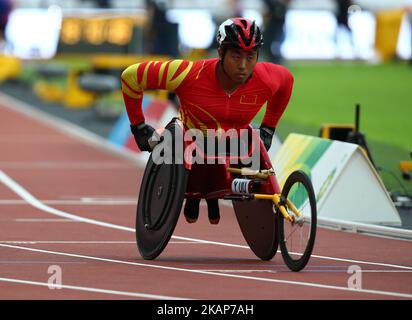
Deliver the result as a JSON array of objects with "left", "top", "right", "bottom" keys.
[
  {"left": 194, "top": 58, "right": 219, "bottom": 67},
  {"left": 191, "top": 58, "right": 219, "bottom": 75},
  {"left": 177, "top": 58, "right": 218, "bottom": 85},
  {"left": 156, "top": 59, "right": 195, "bottom": 91},
  {"left": 254, "top": 62, "right": 294, "bottom": 86}
]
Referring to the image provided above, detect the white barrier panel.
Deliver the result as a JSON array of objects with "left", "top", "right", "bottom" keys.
[{"left": 271, "top": 134, "right": 401, "bottom": 226}]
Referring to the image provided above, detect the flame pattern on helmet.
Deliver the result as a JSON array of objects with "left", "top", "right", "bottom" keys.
[{"left": 217, "top": 17, "right": 263, "bottom": 51}]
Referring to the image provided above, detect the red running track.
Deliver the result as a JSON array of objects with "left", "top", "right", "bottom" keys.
[{"left": 0, "top": 93, "right": 411, "bottom": 300}]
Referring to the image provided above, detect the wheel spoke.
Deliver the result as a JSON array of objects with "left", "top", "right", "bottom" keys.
[{"left": 285, "top": 224, "right": 300, "bottom": 241}]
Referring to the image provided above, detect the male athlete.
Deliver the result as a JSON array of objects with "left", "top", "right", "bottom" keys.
[{"left": 121, "top": 17, "right": 294, "bottom": 225}]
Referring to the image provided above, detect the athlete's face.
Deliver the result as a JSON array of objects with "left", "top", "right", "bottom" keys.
[{"left": 222, "top": 48, "right": 258, "bottom": 84}]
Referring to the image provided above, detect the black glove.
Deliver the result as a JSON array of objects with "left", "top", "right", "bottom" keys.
[
  {"left": 130, "top": 122, "right": 156, "bottom": 152},
  {"left": 259, "top": 125, "right": 276, "bottom": 151}
]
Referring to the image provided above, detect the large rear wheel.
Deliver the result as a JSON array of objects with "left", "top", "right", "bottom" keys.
[
  {"left": 136, "top": 120, "right": 188, "bottom": 260},
  {"left": 233, "top": 199, "right": 279, "bottom": 261}
]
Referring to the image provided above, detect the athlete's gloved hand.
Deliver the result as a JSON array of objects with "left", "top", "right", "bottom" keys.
[
  {"left": 130, "top": 122, "right": 156, "bottom": 152},
  {"left": 259, "top": 125, "right": 276, "bottom": 151}
]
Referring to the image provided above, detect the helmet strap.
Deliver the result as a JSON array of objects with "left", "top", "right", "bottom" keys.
[
  {"left": 218, "top": 47, "right": 236, "bottom": 82},
  {"left": 218, "top": 47, "right": 225, "bottom": 62}
]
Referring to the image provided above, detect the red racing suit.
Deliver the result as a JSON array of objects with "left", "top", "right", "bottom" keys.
[
  {"left": 121, "top": 58, "right": 294, "bottom": 197},
  {"left": 121, "top": 58, "right": 294, "bottom": 132}
]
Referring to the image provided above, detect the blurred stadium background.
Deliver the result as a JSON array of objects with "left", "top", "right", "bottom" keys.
[{"left": 0, "top": 0, "right": 411, "bottom": 208}]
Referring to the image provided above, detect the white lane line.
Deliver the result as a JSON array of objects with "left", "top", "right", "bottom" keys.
[
  {"left": 200, "top": 269, "right": 412, "bottom": 274},
  {"left": 0, "top": 200, "right": 136, "bottom": 205},
  {"left": 1, "top": 169, "right": 412, "bottom": 271},
  {"left": 201, "top": 270, "right": 278, "bottom": 274},
  {"left": 0, "top": 241, "right": 135, "bottom": 244},
  {"left": 0, "top": 240, "right": 202, "bottom": 245},
  {"left": 0, "top": 261, "right": 86, "bottom": 264},
  {"left": 0, "top": 277, "right": 190, "bottom": 300},
  {"left": 308, "top": 254, "right": 412, "bottom": 270},
  {"left": 1, "top": 243, "right": 411, "bottom": 299},
  {"left": 357, "top": 270, "right": 412, "bottom": 273},
  {"left": 169, "top": 241, "right": 205, "bottom": 244}
]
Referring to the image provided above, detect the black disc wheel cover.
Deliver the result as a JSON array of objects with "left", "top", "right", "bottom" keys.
[{"left": 136, "top": 122, "right": 188, "bottom": 260}]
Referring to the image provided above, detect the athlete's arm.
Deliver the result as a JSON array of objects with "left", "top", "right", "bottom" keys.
[
  {"left": 261, "top": 64, "right": 294, "bottom": 129},
  {"left": 120, "top": 60, "right": 193, "bottom": 124}
]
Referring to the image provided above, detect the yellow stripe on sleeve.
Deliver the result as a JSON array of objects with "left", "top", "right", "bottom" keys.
[
  {"left": 166, "top": 60, "right": 193, "bottom": 91},
  {"left": 120, "top": 63, "right": 141, "bottom": 99}
]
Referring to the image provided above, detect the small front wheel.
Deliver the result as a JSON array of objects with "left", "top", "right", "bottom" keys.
[{"left": 278, "top": 170, "right": 317, "bottom": 272}]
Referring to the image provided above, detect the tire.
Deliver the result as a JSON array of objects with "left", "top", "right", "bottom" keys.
[
  {"left": 278, "top": 170, "right": 317, "bottom": 271},
  {"left": 135, "top": 120, "right": 188, "bottom": 260}
]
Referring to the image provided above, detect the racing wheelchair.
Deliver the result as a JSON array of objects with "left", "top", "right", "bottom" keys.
[{"left": 135, "top": 118, "right": 317, "bottom": 272}]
